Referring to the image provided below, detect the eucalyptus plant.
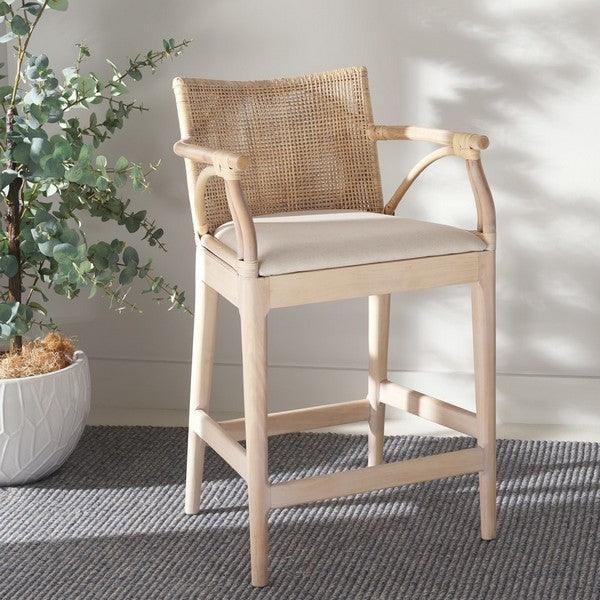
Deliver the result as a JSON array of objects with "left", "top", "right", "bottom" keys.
[{"left": 0, "top": 0, "right": 190, "bottom": 352}]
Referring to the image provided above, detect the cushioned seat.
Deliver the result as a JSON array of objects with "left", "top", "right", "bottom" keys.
[{"left": 213, "top": 210, "right": 486, "bottom": 276}]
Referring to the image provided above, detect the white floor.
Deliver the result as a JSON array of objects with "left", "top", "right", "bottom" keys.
[{"left": 88, "top": 407, "right": 600, "bottom": 442}]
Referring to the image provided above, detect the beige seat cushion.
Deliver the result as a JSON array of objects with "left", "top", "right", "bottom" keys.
[{"left": 213, "top": 211, "right": 486, "bottom": 276}]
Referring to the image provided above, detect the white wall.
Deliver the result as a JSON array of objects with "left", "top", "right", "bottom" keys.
[{"left": 24, "top": 0, "right": 600, "bottom": 427}]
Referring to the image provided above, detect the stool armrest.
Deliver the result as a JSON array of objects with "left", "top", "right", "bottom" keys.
[
  {"left": 366, "top": 125, "right": 489, "bottom": 156},
  {"left": 367, "top": 125, "right": 495, "bottom": 243},
  {"left": 173, "top": 139, "right": 249, "bottom": 173},
  {"left": 173, "top": 139, "right": 257, "bottom": 263}
]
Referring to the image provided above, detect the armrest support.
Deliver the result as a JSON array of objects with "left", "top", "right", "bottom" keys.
[
  {"left": 466, "top": 160, "right": 496, "bottom": 248},
  {"left": 173, "top": 139, "right": 257, "bottom": 262},
  {"left": 382, "top": 146, "right": 454, "bottom": 215}
]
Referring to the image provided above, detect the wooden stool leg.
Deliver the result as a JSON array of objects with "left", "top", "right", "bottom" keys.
[
  {"left": 471, "top": 252, "right": 496, "bottom": 540},
  {"left": 368, "top": 294, "right": 391, "bottom": 466},
  {"left": 240, "top": 278, "right": 270, "bottom": 587},
  {"left": 185, "top": 274, "right": 218, "bottom": 515}
]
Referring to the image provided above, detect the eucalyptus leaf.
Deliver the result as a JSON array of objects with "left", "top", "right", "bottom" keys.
[
  {"left": 62, "top": 66, "right": 76, "bottom": 82},
  {"left": 124, "top": 216, "right": 138, "bottom": 232},
  {"left": 123, "top": 246, "right": 139, "bottom": 266},
  {"left": 0, "top": 303, "right": 14, "bottom": 323},
  {"left": 0, "top": 255, "right": 18, "bottom": 277},
  {"left": 96, "top": 176, "right": 109, "bottom": 191},
  {"left": 45, "top": 76, "right": 58, "bottom": 90},
  {"left": 24, "top": 87, "right": 45, "bottom": 105},
  {"left": 77, "top": 73, "right": 97, "bottom": 98},
  {"left": 10, "top": 15, "right": 29, "bottom": 35},
  {"left": 30, "top": 137, "right": 51, "bottom": 161},
  {"left": 13, "top": 317, "right": 31, "bottom": 335},
  {"left": 29, "top": 104, "right": 50, "bottom": 126},
  {"left": 12, "top": 142, "right": 31, "bottom": 164},
  {"left": 79, "top": 144, "right": 93, "bottom": 163},
  {"left": 23, "top": 2, "right": 43, "bottom": 15},
  {"left": 118, "top": 264, "right": 136, "bottom": 285},
  {"left": 37, "top": 240, "right": 57, "bottom": 257},
  {"left": 48, "top": 0, "right": 68, "bottom": 10},
  {"left": 17, "top": 304, "right": 34, "bottom": 322},
  {"left": 28, "top": 301, "right": 47, "bottom": 315},
  {"left": 65, "top": 164, "right": 84, "bottom": 183},
  {"left": 114, "top": 156, "right": 129, "bottom": 171},
  {"left": 36, "top": 54, "right": 49, "bottom": 69},
  {"left": 60, "top": 228, "right": 79, "bottom": 246},
  {"left": 0, "top": 169, "right": 18, "bottom": 190},
  {"left": 42, "top": 156, "right": 65, "bottom": 178}
]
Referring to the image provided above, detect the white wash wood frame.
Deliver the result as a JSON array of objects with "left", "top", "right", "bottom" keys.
[{"left": 173, "top": 67, "right": 497, "bottom": 588}]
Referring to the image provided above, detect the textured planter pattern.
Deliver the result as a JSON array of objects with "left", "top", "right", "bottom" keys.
[{"left": 0, "top": 351, "right": 90, "bottom": 485}]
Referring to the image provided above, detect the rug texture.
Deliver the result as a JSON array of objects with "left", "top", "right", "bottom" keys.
[{"left": 1, "top": 427, "right": 599, "bottom": 600}]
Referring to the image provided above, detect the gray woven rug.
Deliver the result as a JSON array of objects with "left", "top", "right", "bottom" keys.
[{"left": 1, "top": 427, "right": 599, "bottom": 599}]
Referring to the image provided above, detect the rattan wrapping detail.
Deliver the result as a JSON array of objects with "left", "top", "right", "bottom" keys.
[{"left": 173, "top": 67, "right": 384, "bottom": 233}]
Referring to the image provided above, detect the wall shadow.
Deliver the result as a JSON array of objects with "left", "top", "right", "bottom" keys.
[{"left": 368, "top": 1, "right": 600, "bottom": 423}]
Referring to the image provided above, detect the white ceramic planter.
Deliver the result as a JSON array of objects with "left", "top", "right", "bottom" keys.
[{"left": 0, "top": 350, "right": 90, "bottom": 485}]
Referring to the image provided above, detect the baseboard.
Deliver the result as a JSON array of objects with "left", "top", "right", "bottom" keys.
[
  {"left": 88, "top": 358, "right": 600, "bottom": 430},
  {"left": 88, "top": 407, "right": 192, "bottom": 427},
  {"left": 87, "top": 406, "right": 600, "bottom": 442}
]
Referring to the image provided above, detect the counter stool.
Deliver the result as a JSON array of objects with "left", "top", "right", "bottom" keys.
[{"left": 172, "top": 67, "right": 496, "bottom": 587}]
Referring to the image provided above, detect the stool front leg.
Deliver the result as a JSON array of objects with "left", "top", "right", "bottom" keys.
[
  {"left": 368, "top": 294, "right": 391, "bottom": 466},
  {"left": 472, "top": 251, "right": 497, "bottom": 540},
  {"left": 185, "top": 276, "right": 218, "bottom": 515},
  {"left": 240, "top": 278, "right": 270, "bottom": 587}
]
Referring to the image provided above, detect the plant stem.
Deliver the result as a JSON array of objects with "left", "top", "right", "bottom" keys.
[
  {"left": 4, "top": 1, "right": 49, "bottom": 352},
  {"left": 6, "top": 110, "right": 23, "bottom": 352}
]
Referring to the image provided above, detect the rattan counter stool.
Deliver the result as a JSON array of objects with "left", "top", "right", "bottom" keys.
[{"left": 172, "top": 67, "right": 496, "bottom": 587}]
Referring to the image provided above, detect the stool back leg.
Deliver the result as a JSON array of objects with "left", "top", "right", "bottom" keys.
[
  {"left": 185, "top": 272, "right": 218, "bottom": 514},
  {"left": 368, "top": 294, "right": 391, "bottom": 466},
  {"left": 472, "top": 251, "right": 497, "bottom": 540},
  {"left": 240, "top": 278, "right": 270, "bottom": 587}
]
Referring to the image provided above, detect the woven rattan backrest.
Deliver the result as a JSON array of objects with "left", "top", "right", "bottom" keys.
[{"left": 173, "top": 67, "right": 383, "bottom": 233}]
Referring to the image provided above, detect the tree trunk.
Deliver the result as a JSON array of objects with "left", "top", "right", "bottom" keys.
[{"left": 5, "top": 107, "right": 22, "bottom": 353}]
